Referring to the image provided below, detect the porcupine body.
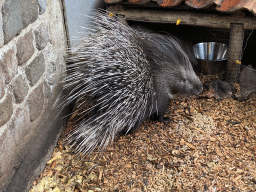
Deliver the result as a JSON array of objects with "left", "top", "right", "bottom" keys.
[{"left": 63, "top": 11, "right": 203, "bottom": 155}]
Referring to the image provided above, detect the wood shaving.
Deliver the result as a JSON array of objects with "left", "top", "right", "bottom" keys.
[{"left": 30, "top": 79, "right": 256, "bottom": 192}]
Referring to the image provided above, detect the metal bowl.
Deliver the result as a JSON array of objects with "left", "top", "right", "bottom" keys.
[{"left": 193, "top": 42, "right": 228, "bottom": 61}]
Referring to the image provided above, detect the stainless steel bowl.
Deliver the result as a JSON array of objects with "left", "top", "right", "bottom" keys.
[{"left": 193, "top": 42, "right": 228, "bottom": 61}]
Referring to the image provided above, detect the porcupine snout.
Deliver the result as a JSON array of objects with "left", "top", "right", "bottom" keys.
[
  {"left": 172, "top": 71, "right": 203, "bottom": 97},
  {"left": 163, "top": 57, "right": 203, "bottom": 98},
  {"left": 192, "top": 78, "right": 203, "bottom": 96},
  {"left": 185, "top": 74, "right": 203, "bottom": 96}
]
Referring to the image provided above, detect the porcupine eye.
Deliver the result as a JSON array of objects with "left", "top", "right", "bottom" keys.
[
  {"left": 180, "top": 78, "right": 194, "bottom": 95},
  {"left": 180, "top": 79, "right": 188, "bottom": 84}
]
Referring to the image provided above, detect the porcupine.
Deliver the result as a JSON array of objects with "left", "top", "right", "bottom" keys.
[{"left": 63, "top": 10, "right": 203, "bottom": 155}]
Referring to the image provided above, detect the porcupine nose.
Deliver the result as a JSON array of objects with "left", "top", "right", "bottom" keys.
[{"left": 194, "top": 82, "right": 203, "bottom": 96}]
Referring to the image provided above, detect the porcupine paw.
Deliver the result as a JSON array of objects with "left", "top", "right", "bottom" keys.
[
  {"left": 150, "top": 114, "right": 171, "bottom": 122},
  {"left": 157, "top": 116, "right": 171, "bottom": 122},
  {"left": 162, "top": 116, "right": 171, "bottom": 122}
]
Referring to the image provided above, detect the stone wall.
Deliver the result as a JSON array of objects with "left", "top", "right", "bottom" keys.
[{"left": 0, "top": 0, "right": 68, "bottom": 191}]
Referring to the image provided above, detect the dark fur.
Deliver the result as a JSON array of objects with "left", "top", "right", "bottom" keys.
[{"left": 63, "top": 11, "right": 203, "bottom": 155}]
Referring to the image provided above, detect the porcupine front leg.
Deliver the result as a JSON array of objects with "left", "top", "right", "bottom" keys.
[
  {"left": 150, "top": 76, "right": 172, "bottom": 122},
  {"left": 155, "top": 96, "right": 170, "bottom": 122}
]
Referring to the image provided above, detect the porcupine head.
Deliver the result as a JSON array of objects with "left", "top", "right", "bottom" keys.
[{"left": 141, "top": 31, "right": 203, "bottom": 122}]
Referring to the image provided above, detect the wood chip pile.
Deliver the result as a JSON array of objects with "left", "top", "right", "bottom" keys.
[{"left": 30, "top": 77, "right": 256, "bottom": 192}]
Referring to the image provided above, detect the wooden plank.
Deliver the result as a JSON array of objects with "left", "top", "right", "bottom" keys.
[{"left": 107, "top": 7, "right": 256, "bottom": 29}]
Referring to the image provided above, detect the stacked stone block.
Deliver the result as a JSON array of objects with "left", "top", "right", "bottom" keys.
[{"left": 0, "top": 0, "right": 67, "bottom": 191}]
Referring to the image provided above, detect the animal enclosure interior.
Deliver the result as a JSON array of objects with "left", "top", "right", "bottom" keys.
[
  {"left": 30, "top": 4, "right": 256, "bottom": 192},
  {"left": 128, "top": 20, "right": 256, "bottom": 69}
]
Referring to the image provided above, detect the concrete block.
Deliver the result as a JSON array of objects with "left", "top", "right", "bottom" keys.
[
  {"left": 9, "top": 106, "right": 31, "bottom": 146},
  {"left": 0, "top": 0, "right": 68, "bottom": 190},
  {"left": 3, "top": 97, "right": 71, "bottom": 192},
  {"left": 0, "top": 127, "right": 17, "bottom": 192},
  {"left": 0, "top": 94, "right": 13, "bottom": 127},
  {"left": 2, "top": 0, "right": 39, "bottom": 44},
  {"left": 25, "top": 52, "right": 45, "bottom": 86},
  {"left": 11, "top": 75, "right": 29, "bottom": 104},
  {"left": 16, "top": 30, "right": 35, "bottom": 66},
  {"left": 0, "top": 106, "right": 31, "bottom": 192},
  {"left": 0, "top": 47, "right": 18, "bottom": 83},
  {"left": 27, "top": 84, "right": 44, "bottom": 122},
  {"left": 34, "top": 23, "right": 50, "bottom": 50}
]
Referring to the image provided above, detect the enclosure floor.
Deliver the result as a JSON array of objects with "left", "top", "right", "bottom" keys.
[{"left": 30, "top": 77, "right": 256, "bottom": 192}]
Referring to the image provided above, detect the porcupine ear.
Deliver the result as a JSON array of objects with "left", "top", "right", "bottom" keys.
[{"left": 62, "top": 10, "right": 156, "bottom": 156}]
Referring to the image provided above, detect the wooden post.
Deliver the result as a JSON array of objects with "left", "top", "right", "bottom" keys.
[{"left": 226, "top": 23, "right": 244, "bottom": 82}]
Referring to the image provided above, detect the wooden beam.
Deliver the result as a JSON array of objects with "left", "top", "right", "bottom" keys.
[
  {"left": 107, "top": 6, "right": 256, "bottom": 30},
  {"left": 226, "top": 23, "right": 244, "bottom": 82}
]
